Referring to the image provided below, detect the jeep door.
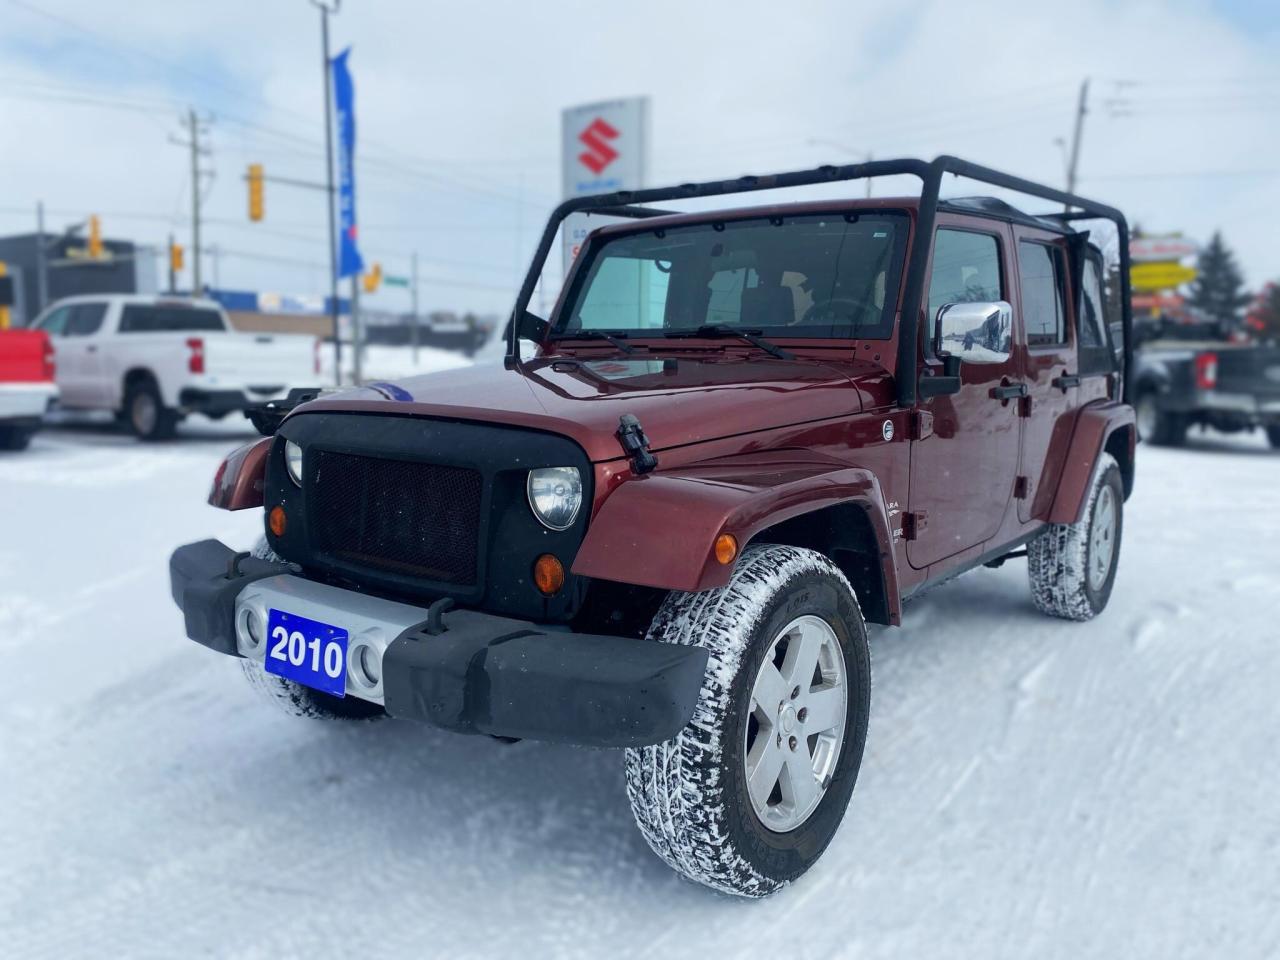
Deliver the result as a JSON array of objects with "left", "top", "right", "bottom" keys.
[
  {"left": 1011, "top": 228, "right": 1077, "bottom": 522},
  {"left": 907, "top": 217, "right": 1021, "bottom": 569}
]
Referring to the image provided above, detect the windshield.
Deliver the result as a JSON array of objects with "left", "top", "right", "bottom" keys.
[{"left": 555, "top": 212, "right": 907, "bottom": 341}]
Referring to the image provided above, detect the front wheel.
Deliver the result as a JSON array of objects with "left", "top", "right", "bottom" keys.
[
  {"left": 624, "top": 544, "right": 871, "bottom": 897},
  {"left": 1028, "top": 453, "right": 1124, "bottom": 621}
]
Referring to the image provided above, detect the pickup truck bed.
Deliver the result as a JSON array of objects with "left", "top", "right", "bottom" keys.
[
  {"left": 0, "top": 329, "right": 58, "bottom": 450},
  {"left": 1135, "top": 339, "right": 1280, "bottom": 446}
]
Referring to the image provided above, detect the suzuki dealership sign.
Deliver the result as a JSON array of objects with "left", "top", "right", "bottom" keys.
[{"left": 560, "top": 97, "right": 650, "bottom": 276}]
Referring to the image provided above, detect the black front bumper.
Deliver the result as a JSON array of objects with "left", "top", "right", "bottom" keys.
[{"left": 169, "top": 539, "right": 707, "bottom": 748}]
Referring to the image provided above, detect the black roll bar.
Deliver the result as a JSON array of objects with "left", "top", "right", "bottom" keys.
[{"left": 507, "top": 155, "right": 1133, "bottom": 408}]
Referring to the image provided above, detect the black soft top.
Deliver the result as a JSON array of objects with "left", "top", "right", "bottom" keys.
[{"left": 939, "top": 196, "right": 1073, "bottom": 235}]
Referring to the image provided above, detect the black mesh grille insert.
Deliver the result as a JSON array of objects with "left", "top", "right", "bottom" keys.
[{"left": 310, "top": 449, "right": 483, "bottom": 585}]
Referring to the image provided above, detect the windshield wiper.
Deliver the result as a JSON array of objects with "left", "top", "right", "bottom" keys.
[
  {"left": 554, "top": 329, "right": 634, "bottom": 354},
  {"left": 667, "top": 324, "right": 795, "bottom": 360}
]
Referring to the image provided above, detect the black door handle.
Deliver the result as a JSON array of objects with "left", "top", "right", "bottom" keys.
[
  {"left": 1052, "top": 373, "right": 1081, "bottom": 391},
  {"left": 990, "top": 382, "right": 1029, "bottom": 400}
]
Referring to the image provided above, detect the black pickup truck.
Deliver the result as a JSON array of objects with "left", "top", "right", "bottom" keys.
[{"left": 1134, "top": 328, "right": 1280, "bottom": 447}]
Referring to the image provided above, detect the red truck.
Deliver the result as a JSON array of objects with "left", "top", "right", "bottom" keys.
[
  {"left": 0, "top": 329, "right": 57, "bottom": 450},
  {"left": 169, "top": 157, "right": 1136, "bottom": 897}
]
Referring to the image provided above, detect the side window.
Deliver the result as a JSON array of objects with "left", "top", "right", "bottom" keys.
[
  {"left": 1078, "top": 257, "right": 1106, "bottom": 348},
  {"left": 36, "top": 306, "right": 72, "bottom": 336},
  {"left": 927, "top": 230, "right": 1003, "bottom": 323},
  {"left": 1018, "top": 241, "right": 1067, "bottom": 345},
  {"left": 66, "top": 303, "right": 107, "bottom": 337},
  {"left": 573, "top": 257, "right": 670, "bottom": 330}
]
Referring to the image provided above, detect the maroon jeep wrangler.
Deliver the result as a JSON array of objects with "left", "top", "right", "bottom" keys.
[{"left": 170, "top": 156, "right": 1136, "bottom": 897}]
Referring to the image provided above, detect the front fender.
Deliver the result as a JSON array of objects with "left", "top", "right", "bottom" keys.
[{"left": 572, "top": 452, "right": 900, "bottom": 608}]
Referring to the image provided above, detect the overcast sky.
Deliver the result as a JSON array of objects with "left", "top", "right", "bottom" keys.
[{"left": 2, "top": 0, "right": 1277, "bottom": 315}]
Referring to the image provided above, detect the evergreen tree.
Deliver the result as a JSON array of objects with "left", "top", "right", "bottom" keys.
[{"left": 1186, "top": 231, "right": 1251, "bottom": 331}]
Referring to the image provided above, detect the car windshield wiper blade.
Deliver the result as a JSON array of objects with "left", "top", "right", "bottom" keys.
[
  {"left": 667, "top": 324, "right": 794, "bottom": 360},
  {"left": 554, "top": 329, "right": 634, "bottom": 354}
]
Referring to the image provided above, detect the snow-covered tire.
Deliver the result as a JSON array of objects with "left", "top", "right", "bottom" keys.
[
  {"left": 1028, "top": 453, "right": 1124, "bottom": 621},
  {"left": 624, "top": 544, "right": 871, "bottom": 898},
  {"left": 1266, "top": 425, "right": 1280, "bottom": 450},
  {"left": 238, "top": 537, "right": 385, "bottom": 721}
]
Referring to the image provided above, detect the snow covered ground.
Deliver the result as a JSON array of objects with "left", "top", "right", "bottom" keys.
[{"left": 2, "top": 420, "right": 1278, "bottom": 959}]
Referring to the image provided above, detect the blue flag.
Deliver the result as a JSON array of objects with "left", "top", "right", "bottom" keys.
[{"left": 331, "top": 47, "right": 363, "bottom": 278}]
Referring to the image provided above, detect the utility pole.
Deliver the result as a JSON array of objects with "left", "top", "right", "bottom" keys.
[
  {"left": 313, "top": 0, "right": 342, "bottom": 385},
  {"left": 1064, "top": 78, "right": 1089, "bottom": 207},
  {"left": 35, "top": 202, "right": 48, "bottom": 315},
  {"left": 171, "top": 109, "right": 212, "bottom": 293},
  {"left": 410, "top": 251, "right": 420, "bottom": 364}
]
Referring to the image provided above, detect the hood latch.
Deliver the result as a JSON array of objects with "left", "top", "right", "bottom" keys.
[{"left": 616, "top": 414, "right": 659, "bottom": 475}]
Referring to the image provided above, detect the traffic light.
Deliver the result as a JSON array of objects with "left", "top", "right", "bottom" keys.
[
  {"left": 362, "top": 262, "right": 382, "bottom": 294},
  {"left": 88, "top": 215, "right": 103, "bottom": 259},
  {"left": 170, "top": 242, "right": 185, "bottom": 273},
  {"left": 248, "top": 163, "right": 264, "bottom": 222}
]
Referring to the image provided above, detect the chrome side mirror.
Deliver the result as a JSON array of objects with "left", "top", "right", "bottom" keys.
[{"left": 935, "top": 300, "right": 1013, "bottom": 365}]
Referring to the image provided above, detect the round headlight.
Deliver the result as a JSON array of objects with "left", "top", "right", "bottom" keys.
[
  {"left": 284, "top": 439, "right": 303, "bottom": 487},
  {"left": 527, "top": 467, "right": 582, "bottom": 531}
]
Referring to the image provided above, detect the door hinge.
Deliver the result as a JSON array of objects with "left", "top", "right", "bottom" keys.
[
  {"left": 1014, "top": 476, "right": 1030, "bottom": 499},
  {"left": 903, "top": 510, "right": 929, "bottom": 541},
  {"left": 1018, "top": 395, "right": 1034, "bottom": 418},
  {"left": 912, "top": 410, "right": 934, "bottom": 440}
]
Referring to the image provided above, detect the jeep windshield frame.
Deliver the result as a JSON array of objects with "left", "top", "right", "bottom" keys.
[
  {"left": 507, "top": 156, "right": 1134, "bottom": 407},
  {"left": 549, "top": 210, "right": 910, "bottom": 345}
]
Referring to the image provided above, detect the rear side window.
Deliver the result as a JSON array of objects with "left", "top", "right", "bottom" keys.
[
  {"left": 927, "top": 230, "right": 1003, "bottom": 322},
  {"left": 1018, "top": 241, "right": 1067, "bottom": 345},
  {"left": 66, "top": 303, "right": 107, "bottom": 336},
  {"left": 119, "top": 305, "right": 224, "bottom": 333},
  {"left": 1078, "top": 257, "right": 1106, "bottom": 348}
]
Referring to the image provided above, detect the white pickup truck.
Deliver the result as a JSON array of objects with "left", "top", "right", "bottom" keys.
[{"left": 33, "top": 294, "right": 321, "bottom": 440}]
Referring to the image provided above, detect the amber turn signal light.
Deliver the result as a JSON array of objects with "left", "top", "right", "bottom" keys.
[
  {"left": 533, "top": 554, "right": 565, "bottom": 596},
  {"left": 714, "top": 533, "right": 738, "bottom": 565},
  {"left": 268, "top": 505, "right": 287, "bottom": 537}
]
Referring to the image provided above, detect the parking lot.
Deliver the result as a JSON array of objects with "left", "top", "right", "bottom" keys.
[{"left": 3, "top": 420, "right": 1276, "bottom": 959}]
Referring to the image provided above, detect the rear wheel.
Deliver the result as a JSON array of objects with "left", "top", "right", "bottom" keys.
[
  {"left": 0, "top": 425, "right": 33, "bottom": 451},
  {"left": 1267, "top": 425, "right": 1280, "bottom": 450},
  {"left": 238, "top": 537, "right": 385, "bottom": 721},
  {"left": 624, "top": 544, "right": 870, "bottom": 897},
  {"left": 1136, "top": 390, "right": 1185, "bottom": 447},
  {"left": 124, "top": 377, "right": 179, "bottom": 441},
  {"left": 1028, "top": 453, "right": 1124, "bottom": 621}
]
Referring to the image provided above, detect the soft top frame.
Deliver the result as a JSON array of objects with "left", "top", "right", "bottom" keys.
[{"left": 507, "top": 155, "right": 1133, "bottom": 407}]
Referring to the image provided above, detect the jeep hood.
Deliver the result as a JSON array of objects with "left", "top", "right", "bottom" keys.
[{"left": 296, "top": 354, "right": 892, "bottom": 463}]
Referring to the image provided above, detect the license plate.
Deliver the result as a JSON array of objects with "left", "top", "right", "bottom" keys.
[{"left": 264, "top": 609, "right": 348, "bottom": 697}]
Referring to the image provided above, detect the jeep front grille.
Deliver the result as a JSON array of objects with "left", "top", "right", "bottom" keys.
[{"left": 310, "top": 449, "right": 483, "bottom": 586}]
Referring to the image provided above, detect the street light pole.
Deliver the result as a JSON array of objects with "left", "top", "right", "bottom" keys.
[{"left": 313, "top": 0, "right": 342, "bottom": 386}]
